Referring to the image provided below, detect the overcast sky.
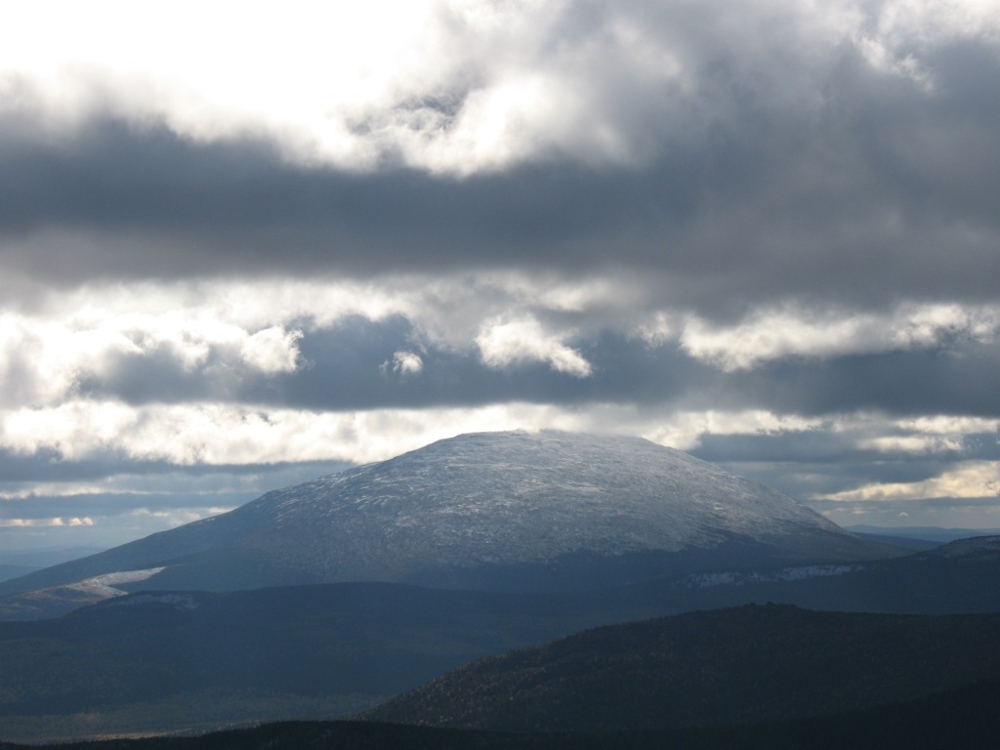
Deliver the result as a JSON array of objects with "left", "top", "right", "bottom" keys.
[{"left": 2, "top": 0, "right": 999, "bottom": 550}]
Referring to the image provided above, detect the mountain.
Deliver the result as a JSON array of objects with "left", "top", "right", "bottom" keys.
[
  {"left": 362, "top": 604, "right": 1000, "bottom": 733},
  {"left": 0, "top": 431, "right": 900, "bottom": 605}
]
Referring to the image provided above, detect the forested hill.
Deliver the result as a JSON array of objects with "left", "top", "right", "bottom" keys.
[{"left": 364, "top": 604, "right": 1000, "bottom": 732}]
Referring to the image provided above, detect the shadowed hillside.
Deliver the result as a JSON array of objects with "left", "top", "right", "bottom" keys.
[{"left": 364, "top": 604, "right": 1000, "bottom": 732}]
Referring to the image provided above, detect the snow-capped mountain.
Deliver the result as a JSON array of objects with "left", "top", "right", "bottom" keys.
[{"left": 0, "top": 431, "right": 898, "bottom": 601}]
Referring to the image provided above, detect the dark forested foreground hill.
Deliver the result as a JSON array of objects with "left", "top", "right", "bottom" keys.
[
  {"left": 4, "top": 681, "right": 1000, "bottom": 750},
  {"left": 364, "top": 604, "right": 1000, "bottom": 732}
]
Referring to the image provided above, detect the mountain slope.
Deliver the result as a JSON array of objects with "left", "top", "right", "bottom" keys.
[{"left": 0, "top": 431, "right": 898, "bottom": 600}]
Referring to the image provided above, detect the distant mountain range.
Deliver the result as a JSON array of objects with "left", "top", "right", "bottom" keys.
[
  {"left": 846, "top": 525, "right": 1000, "bottom": 543},
  {"left": 0, "top": 431, "right": 901, "bottom": 619}
]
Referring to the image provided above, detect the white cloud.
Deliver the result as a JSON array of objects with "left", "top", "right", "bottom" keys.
[
  {"left": 893, "top": 416, "right": 1000, "bottom": 435},
  {"left": 845, "top": 414, "right": 1000, "bottom": 457},
  {"left": 0, "top": 398, "right": 840, "bottom": 467},
  {"left": 16, "top": 273, "right": 635, "bottom": 350},
  {"left": 0, "top": 306, "right": 304, "bottom": 408},
  {"left": 476, "top": 317, "right": 592, "bottom": 377},
  {"left": 0, "top": 516, "right": 93, "bottom": 528},
  {"left": 240, "top": 326, "right": 303, "bottom": 374},
  {"left": 857, "top": 0, "right": 1000, "bottom": 84},
  {"left": 0, "top": 274, "right": 634, "bottom": 409},
  {"left": 3, "top": 0, "right": 994, "bottom": 174},
  {"left": 676, "top": 303, "right": 1000, "bottom": 371},
  {"left": 0, "top": 400, "right": 524, "bottom": 465},
  {"left": 858, "top": 435, "right": 965, "bottom": 454},
  {"left": 2, "top": 277, "right": 998, "bottom": 471},
  {"left": 381, "top": 350, "right": 424, "bottom": 376},
  {"left": 824, "top": 460, "right": 1000, "bottom": 502},
  {"left": 0, "top": 482, "right": 115, "bottom": 501}
]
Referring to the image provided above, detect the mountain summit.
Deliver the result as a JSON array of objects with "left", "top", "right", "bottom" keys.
[{"left": 0, "top": 431, "right": 896, "bottom": 598}]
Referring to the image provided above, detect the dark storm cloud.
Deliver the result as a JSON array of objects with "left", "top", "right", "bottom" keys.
[
  {"left": 0, "top": 448, "right": 163, "bottom": 483},
  {"left": 0, "top": 116, "right": 636, "bottom": 278},
  {"left": 75, "top": 316, "right": 716, "bottom": 409},
  {"left": 1, "top": 35, "right": 998, "bottom": 318},
  {"left": 731, "top": 342, "right": 1000, "bottom": 418},
  {"left": 69, "top": 313, "right": 1000, "bottom": 421}
]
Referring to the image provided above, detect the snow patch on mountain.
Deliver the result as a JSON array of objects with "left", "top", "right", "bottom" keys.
[{"left": 65, "top": 567, "right": 166, "bottom": 599}]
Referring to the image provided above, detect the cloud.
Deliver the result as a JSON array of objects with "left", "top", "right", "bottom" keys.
[
  {"left": 240, "top": 327, "right": 302, "bottom": 373},
  {"left": 0, "top": 516, "right": 93, "bottom": 528},
  {"left": 1, "top": 1, "right": 999, "bottom": 539},
  {"left": 676, "top": 303, "right": 1000, "bottom": 370},
  {"left": 476, "top": 317, "right": 592, "bottom": 377},
  {"left": 0, "top": 1, "right": 994, "bottom": 317},
  {"left": 381, "top": 351, "right": 424, "bottom": 377},
  {"left": 0, "top": 401, "right": 534, "bottom": 466},
  {"left": 4, "top": 0, "right": 994, "bottom": 174},
  {"left": 824, "top": 460, "right": 1000, "bottom": 502},
  {"left": 0, "top": 307, "right": 304, "bottom": 409},
  {"left": 5, "top": 283, "right": 1000, "bottom": 429}
]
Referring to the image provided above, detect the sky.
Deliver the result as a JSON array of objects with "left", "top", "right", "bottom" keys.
[{"left": 1, "top": 0, "right": 999, "bottom": 551}]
